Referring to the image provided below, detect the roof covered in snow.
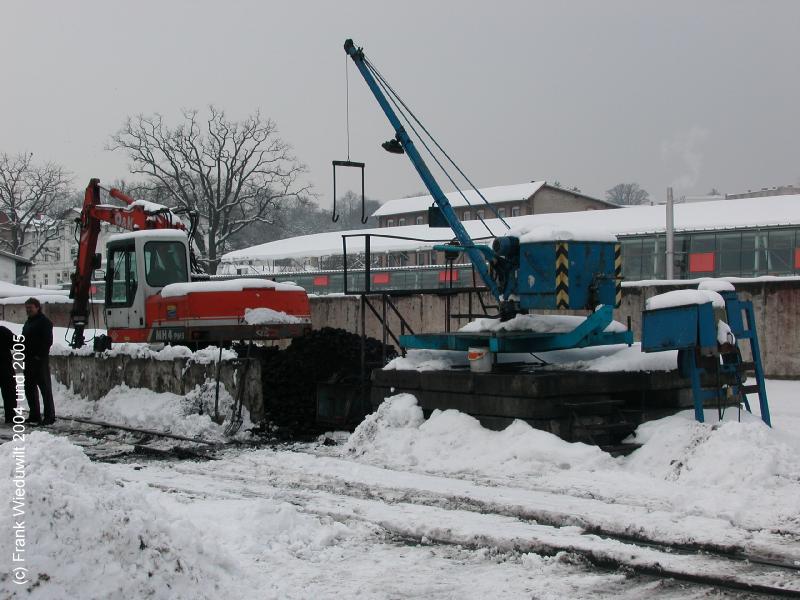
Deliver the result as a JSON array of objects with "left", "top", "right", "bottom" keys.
[
  {"left": 372, "top": 182, "right": 547, "bottom": 217},
  {"left": 222, "top": 194, "right": 800, "bottom": 264}
]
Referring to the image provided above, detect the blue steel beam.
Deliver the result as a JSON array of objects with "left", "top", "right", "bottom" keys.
[{"left": 344, "top": 39, "right": 500, "bottom": 300}]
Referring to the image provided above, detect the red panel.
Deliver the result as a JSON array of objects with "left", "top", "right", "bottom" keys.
[
  {"left": 372, "top": 273, "right": 390, "bottom": 285},
  {"left": 795, "top": 248, "right": 800, "bottom": 269},
  {"left": 689, "top": 252, "right": 715, "bottom": 273},
  {"left": 313, "top": 275, "right": 329, "bottom": 286},
  {"left": 438, "top": 270, "right": 459, "bottom": 282}
]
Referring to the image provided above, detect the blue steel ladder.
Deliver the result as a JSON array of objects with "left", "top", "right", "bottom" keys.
[
  {"left": 678, "top": 293, "right": 771, "bottom": 426},
  {"left": 719, "top": 291, "right": 771, "bottom": 426}
]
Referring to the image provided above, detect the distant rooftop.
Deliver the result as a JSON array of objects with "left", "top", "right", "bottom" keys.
[{"left": 223, "top": 193, "right": 800, "bottom": 264}]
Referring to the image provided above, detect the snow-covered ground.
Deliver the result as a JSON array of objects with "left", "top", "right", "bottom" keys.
[{"left": 1, "top": 377, "right": 798, "bottom": 598}]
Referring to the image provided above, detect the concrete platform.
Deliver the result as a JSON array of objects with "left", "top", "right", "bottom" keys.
[{"left": 371, "top": 367, "right": 740, "bottom": 445}]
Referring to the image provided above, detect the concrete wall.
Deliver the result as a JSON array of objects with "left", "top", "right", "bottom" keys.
[
  {"left": 0, "top": 300, "right": 104, "bottom": 329},
  {"left": 49, "top": 353, "right": 264, "bottom": 422},
  {"left": 310, "top": 280, "right": 800, "bottom": 378}
]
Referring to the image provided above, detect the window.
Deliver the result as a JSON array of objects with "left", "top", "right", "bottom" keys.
[
  {"left": 415, "top": 215, "right": 424, "bottom": 225},
  {"left": 43, "top": 274, "right": 48, "bottom": 285},
  {"left": 511, "top": 206, "right": 521, "bottom": 217},
  {"left": 766, "top": 230, "right": 794, "bottom": 274},
  {"left": 476, "top": 210, "right": 485, "bottom": 220},
  {"left": 144, "top": 241, "right": 189, "bottom": 287},
  {"left": 688, "top": 234, "right": 715, "bottom": 273},
  {"left": 107, "top": 244, "right": 138, "bottom": 307},
  {"left": 387, "top": 218, "right": 395, "bottom": 227},
  {"left": 54, "top": 247, "right": 61, "bottom": 262},
  {"left": 716, "top": 232, "right": 742, "bottom": 276},
  {"left": 463, "top": 210, "right": 470, "bottom": 221},
  {"left": 497, "top": 208, "right": 506, "bottom": 218},
  {"left": 398, "top": 218, "right": 406, "bottom": 226},
  {"left": 620, "top": 238, "right": 643, "bottom": 281}
]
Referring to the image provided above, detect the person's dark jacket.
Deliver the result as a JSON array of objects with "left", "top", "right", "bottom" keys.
[
  {"left": 0, "top": 326, "right": 13, "bottom": 369},
  {"left": 22, "top": 313, "right": 53, "bottom": 362}
]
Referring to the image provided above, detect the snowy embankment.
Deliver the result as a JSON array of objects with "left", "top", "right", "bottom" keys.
[
  {"left": 1, "top": 380, "right": 798, "bottom": 597},
  {"left": 0, "top": 433, "right": 241, "bottom": 599}
]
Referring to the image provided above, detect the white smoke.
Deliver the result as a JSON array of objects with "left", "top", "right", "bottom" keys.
[{"left": 660, "top": 126, "right": 709, "bottom": 192}]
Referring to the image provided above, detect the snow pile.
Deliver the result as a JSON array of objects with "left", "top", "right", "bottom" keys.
[
  {"left": 460, "top": 312, "right": 626, "bottom": 334},
  {"left": 698, "top": 279, "right": 736, "bottom": 292},
  {"left": 645, "top": 288, "right": 725, "bottom": 310},
  {"left": 344, "top": 394, "right": 613, "bottom": 475},
  {"left": 161, "top": 278, "right": 304, "bottom": 297},
  {"left": 623, "top": 411, "right": 800, "bottom": 528},
  {"left": 717, "top": 320, "right": 735, "bottom": 345},
  {"left": 244, "top": 307, "right": 307, "bottom": 325},
  {"left": 0, "top": 433, "right": 237, "bottom": 599},
  {"left": 56, "top": 380, "right": 252, "bottom": 441}
]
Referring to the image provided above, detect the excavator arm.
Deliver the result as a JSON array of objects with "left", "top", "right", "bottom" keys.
[{"left": 69, "top": 178, "right": 186, "bottom": 348}]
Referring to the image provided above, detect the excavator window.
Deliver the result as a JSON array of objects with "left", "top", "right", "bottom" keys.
[
  {"left": 144, "top": 241, "right": 188, "bottom": 288},
  {"left": 107, "top": 244, "right": 138, "bottom": 307}
]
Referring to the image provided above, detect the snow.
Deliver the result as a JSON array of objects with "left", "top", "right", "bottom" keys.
[
  {"left": 106, "top": 228, "right": 187, "bottom": 244},
  {"left": 717, "top": 320, "right": 735, "bottom": 345},
  {"left": 698, "top": 278, "right": 736, "bottom": 292},
  {"left": 1, "top": 377, "right": 799, "bottom": 597},
  {"left": 222, "top": 193, "right": 800, "bottom": 264},
  {"left": 244, "top": 307, "right": 308, "bottom": 325},
  {"left": 459, "top": 312, "right": 627, "bottom": 334},
  {"left": 510, "top": 224, "right": 617, "bottom": 243},
  {"left": 645, "top": 288, "right": 725, "bottom": 310},
  {"left": 0, "top": 281, "right": 67, "bottom": 299},
  {"left": 0, "top": 293, "right": 72, "bottom": 305},
  {"left": 54, "top": 379, "right": 252, "bottom": 442},
  {"left": 161, "top": 277, "right": 304, "bottom": 297},
  {"left": 0, "top": 432, "right": 239, "bottom": 599},
  {"left": 386, "top": 343, "right": 676, "bottom": 373},
  {"left": 372, "top": 181, "right": 546, "bottom": 217}
]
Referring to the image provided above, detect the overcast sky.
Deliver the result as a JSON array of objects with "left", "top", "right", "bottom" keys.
[{"left": 2, "top": 0, "right": 798, "bottom": 208}]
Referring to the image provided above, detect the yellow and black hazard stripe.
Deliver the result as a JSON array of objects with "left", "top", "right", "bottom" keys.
[
  {"left": 555, "top": 242, "right": 569, "bottom": 309},
  {"left": 614, "top": 242, "right": 622, "bottom": 307}
]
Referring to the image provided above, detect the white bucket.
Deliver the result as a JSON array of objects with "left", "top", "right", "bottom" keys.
[{"left": 467, "top": 347, "right": 493, "bottom": 373}]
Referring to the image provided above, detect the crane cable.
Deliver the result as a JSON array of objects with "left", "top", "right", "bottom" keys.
[{"left": 364, "top": 56, "right": 511, "bottom": 233}]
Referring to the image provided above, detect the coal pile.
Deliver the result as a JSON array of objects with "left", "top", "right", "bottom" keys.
[{"left": 253, "top": 328, "right": 396, "bottom": 436}]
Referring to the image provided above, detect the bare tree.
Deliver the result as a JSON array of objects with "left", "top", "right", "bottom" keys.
[
  {"left": 605, "top": 182, "right": 650, "bottom": 205},
  {"left": 0, "top": 153, "right": 72, "bottom": 262},
  {"left": 109, "top": 106, "right": 311, "bottom": 273}
]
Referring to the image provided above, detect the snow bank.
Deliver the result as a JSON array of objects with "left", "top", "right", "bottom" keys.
[
  {"left": 460, "top": 312, "right": 627, "bottom": 334},
  {"left": 0, "top": 432, "right": 237, "bottom": 599},
  {"left": 645, "top": 288, "right": 725, "bottom": 310},
  {"left": 161, "top": 278, "right": 303, "bottom": 297},
  {"left": 50, "top": 339, "right": 237, "bottom": 363},
  {"left": 244, "top": 307, "right": 307, "bottom": 325},
  {"left": 56, "top": 380, "right": 253, "bottom": 442},
  {"left": 344, "top": 394, "right": 613, "bottom": 475}
]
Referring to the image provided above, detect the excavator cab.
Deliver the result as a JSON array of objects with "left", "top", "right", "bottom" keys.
[{"left": 105, "top": 230, "right": 191, "bottom": 340}]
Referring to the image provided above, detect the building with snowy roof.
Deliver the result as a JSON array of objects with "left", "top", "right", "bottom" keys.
[
  {"left": 372, "top": 181, "right": 619, "bottom": 227},
  {"left": 220, "top": 193, "right": 800, "bottom": 295}
]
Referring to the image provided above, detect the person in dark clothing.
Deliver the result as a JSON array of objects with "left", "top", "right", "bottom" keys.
[
  {"left": 22, "top": 298, "right": 54, "bottom": 425},
  {"left": 0, "top": 326, "right": 16, "bottom": 424}
]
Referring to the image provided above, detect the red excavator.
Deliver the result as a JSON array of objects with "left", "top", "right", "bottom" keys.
[{"left": 69, "top": 179, "right": 311, "bottom": 350}]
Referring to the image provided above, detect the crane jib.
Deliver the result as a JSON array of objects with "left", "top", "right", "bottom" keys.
[{"left": 343, "top": 39, "right": 500, "bottom": 301}]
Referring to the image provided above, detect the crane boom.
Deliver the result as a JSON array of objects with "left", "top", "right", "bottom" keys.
[{"left": 343, "top": 39, "right": 501, "bottom": 301}]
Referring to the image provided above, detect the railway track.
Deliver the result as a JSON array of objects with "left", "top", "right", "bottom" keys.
[
  {"left": 120, "top": 451, "right": 800, "bottom": 598},
  {"left": 7, "top": 421, "right": 799, "bottom": 596}
]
